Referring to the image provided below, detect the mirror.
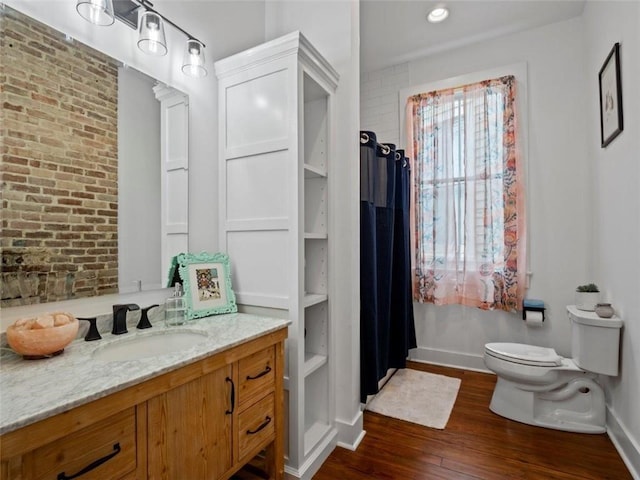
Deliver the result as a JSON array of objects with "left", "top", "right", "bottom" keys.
[{"left": 1, "top": 5, "right": 187, "bottom": 307}]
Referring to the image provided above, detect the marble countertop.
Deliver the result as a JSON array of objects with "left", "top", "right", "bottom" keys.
[{"left": 0, "top": 313, "right": 289, "bottom": 435}]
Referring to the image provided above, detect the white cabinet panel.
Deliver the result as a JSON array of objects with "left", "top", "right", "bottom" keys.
[
  {"left": 154, "top": 85, "right": 189, "bottom": 285},
  {"left": 166, "top": 101, "right": 188, "bottom": 168},
  {"left": 227, "top": 230, "right": 289, "bottom": 299},
  {"left": 165, "top": 168, "right": 188, "bottom": 226},
  {"left": 226, "top": 150, "right": 289, "bottom": 222},
  {"left": 226, "top": 70, "right": 289, "bottom": 149}
]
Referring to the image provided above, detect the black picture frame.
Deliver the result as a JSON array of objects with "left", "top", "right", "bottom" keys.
[{"left": 598, "top": 43, "right": 623, "bottom": 148}]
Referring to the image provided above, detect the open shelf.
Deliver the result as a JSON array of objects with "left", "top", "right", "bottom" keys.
[
  {"left": 304, "top": 163, "right": 327, "bottom": 178},
  {"left": 304, "top": 352, "right": 327, "bottom": 377},
  {"left": 304, "top": 177, "right": 327, "bottom": 236},
  {"left": 304, "top": 239, "right": 327, "bottom": 295},
  {"left": 303, "top": 293, "right": 328, "bottom": 308},
  {"left": 303, "top": 362, "right": 330, "bottom": 455},
  {"left": 304, "top": 232, "right": 327, "bottom": 240}
]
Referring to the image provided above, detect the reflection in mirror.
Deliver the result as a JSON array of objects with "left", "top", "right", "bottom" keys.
[
  {"left": 117, "top": 66, "right": 161, "bottom": 293},
  {"left": 0, "top": 5, "right": 187, "bottom": 307}
]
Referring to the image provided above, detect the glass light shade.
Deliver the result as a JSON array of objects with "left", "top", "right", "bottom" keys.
[
  {"left": 76, "top": 0, "right": 115, "bottom": 26},
  {"left": 137, "top": 11, "right": 167, "bottom": 56},
  {"left": 181, "top": 39, "right": 207, "bottom": 78}
]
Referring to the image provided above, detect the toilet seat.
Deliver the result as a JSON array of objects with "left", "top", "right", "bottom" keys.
[{"left": 485, "top": 342, "right": 563, "bottom": 367}]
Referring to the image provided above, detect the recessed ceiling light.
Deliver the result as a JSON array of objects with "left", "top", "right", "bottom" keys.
[{"left": 427, "top": 6, "right": 449, "bottom": 23}]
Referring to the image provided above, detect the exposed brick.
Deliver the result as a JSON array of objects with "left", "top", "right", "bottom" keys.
[
  {"left": 3, "top": 102, "right": 23, "bottom": 112},
  {"left": 25, "top": 194, "right": 52, "bottom": 204},
  {"left": 1, "top": 7, "right": 118, "bottom": 306}
]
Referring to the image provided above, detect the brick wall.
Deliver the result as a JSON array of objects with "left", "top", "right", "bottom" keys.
[{"left": 1, "top": 6, "right": 119, "bottom": 307}]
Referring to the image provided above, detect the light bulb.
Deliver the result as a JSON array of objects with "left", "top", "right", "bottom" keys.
[{"left": 427, "top": 6, "right": 449, "bottom": 23}]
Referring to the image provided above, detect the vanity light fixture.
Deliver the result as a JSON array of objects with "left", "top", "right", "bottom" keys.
[
  {"left": 137, "top": 11, "right": 167, "bottom": 56},
  {"left": 182, "top": 39, "right": 207, "bottom": 78},
  {"left": 427, "top": 5, "right": 449, "bottom": 23},
  {"left": 76, "top": 0, "right": 207, "bottom": 77},
  {"left": 76, "top": 0, "right": 115, "bottom": 26}
]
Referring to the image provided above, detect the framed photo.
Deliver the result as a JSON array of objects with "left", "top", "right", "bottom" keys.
[
  {"left": 176, "top": 252, "right": 238, "bottom": 319},
  {"left": 598, "top": 42, "right": 623, "bottom": 148}
]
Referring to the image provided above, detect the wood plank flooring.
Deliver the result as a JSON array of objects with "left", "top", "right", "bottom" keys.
[{"left": 313, "top": 362, "right": 632, "bottom": 480}]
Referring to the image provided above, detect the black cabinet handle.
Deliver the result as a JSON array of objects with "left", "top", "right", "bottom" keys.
[
  {"left": 246, "top": 365, "right": 271, "bottom": 380},
  {"left": 57, "top": 443, "right": 121, "bottom": 480},
  {"left": 247, "top": 416, "right": 271, "bottom": 435},
  {"left": 225, "top": 377, "right": 235, "bottom": 415}
]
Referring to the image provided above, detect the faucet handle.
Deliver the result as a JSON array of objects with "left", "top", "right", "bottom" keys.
[
  {"left": 78, "top": 317, "right": 102, "bottom": 341},
  {"left": 112, "top": 304, "right": 140, "bottom": 335},
  {"left": 137, "top": 305, "right": 159, "bottom": 330}
]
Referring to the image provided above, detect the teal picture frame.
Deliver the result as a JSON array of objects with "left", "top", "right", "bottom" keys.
[{"left": 176, "top": 252, "right": 238, "bottom": 319}]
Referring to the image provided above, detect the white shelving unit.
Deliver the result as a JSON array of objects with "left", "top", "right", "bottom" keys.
[{"left": 215, "top": 32, "right": 339, "bottom": 480}]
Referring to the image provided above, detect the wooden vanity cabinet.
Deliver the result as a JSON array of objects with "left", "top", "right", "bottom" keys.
[
  {"left": 147, "top": 365, "right": 233, "bottom": 479},
  {"left": 0, "top": 327, "right": 286, "bottom": 480}
]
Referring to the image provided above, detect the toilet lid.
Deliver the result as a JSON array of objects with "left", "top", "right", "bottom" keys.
[{"left": 485, "top": 342, "right": 563, "bottom": 367}]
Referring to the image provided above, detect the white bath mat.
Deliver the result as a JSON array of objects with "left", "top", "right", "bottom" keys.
[{"left": 366, "top": 369, "right": 461, "bottom": 429}]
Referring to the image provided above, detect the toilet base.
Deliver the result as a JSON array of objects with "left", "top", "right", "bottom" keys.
[{"left": 489, "top": 376, "right": 606, "bottom": 434}]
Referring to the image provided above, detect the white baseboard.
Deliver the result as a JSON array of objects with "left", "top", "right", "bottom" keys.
[
  {"left": 335, "top": 410, "right": 366, "bottom": 451},
  {"left": 607, "top": 406, "right": 640, "bottom": 479},
  {"left": 409, "top": 346, "right": 491, "bottom": 373},
  {"left": 285, "top": 428, "right": 338, "bottom": 480}
]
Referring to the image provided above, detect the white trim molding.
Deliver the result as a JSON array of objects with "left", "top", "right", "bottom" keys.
[
  {"left": 335, "top": 410, "right": 366, "bottom": 451},
  {"left": 409, "top": 347, "right": 492, "bottom": 373},
  {"left": 607, "top": 406, "right": 640, "bottom": 479}
]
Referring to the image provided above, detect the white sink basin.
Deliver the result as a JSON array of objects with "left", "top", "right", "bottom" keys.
[{"left": 92, "top": 330, "right": 208, "bottom": 362}]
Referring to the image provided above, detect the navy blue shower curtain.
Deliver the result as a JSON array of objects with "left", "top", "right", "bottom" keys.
[{"left": 360, "top": 131, "right": 416, "bottom": 403}]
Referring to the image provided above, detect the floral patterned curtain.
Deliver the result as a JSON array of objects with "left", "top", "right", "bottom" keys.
[{"left": 406, "top": 75, "right": 526, "bottom": 312}]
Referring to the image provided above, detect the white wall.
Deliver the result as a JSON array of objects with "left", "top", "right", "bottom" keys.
[
  {"left": 583, "top": 1, "right": 640, "bottom": 475},
  {"left": 362, "top": 16, "right": 591, "bottom": 369},
  {"left": 118, "top": 67, "right": 161, "bottom": 292},
  {"left": 265, "top": 0, "right": 364, "bottom": 452}
]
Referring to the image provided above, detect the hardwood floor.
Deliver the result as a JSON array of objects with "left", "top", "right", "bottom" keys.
[{"left": 313, "top": 362, "right": 632, "bottom": 480}]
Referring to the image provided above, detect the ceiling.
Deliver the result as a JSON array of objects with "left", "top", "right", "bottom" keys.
[{"left": 360, "top": 0, "right": 586, "bottom": 73}]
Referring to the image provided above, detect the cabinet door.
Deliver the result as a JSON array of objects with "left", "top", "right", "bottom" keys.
[{"left": 147, "top": 365, "right": 233, "bottom": 479}]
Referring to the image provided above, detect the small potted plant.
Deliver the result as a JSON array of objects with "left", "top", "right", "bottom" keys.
[{"left": 575, "top": 283, "right": 600, "bottom": 311}]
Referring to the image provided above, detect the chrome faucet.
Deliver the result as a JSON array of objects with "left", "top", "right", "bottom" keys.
[{"left": 112, "top": 304, "right": 140, "bottom": 335}]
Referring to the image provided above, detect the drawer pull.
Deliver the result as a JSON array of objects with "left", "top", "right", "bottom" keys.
[
  {"left": 57, "top": 443, "right": 121, "bottom": 480},
  {"left": 225, "top": 377, "right": 235, "bottom": 415},
  {"left": 247, "top": 416, "right": 272, "bottom": 435},
  {"left": 246, "top": 365, "right": 272, "bottom": 380}
]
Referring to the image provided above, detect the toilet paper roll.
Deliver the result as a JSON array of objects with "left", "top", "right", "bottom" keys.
[{"left": 525, "top": 310, "right": 544, "bottom": 327}]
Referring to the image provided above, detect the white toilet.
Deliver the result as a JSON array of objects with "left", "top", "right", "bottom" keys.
[{"left": 484, "top": 305, "right": 622, "bottom": 433}]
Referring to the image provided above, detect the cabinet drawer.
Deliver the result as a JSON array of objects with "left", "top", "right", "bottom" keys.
[
  {"left": 27, "top": 407, "right": 136, "bottom": 480},
  {"left": 238, "top": 346, "right": 275, "bottom": 409},
  {"left": 238, "top": 393, "right": 275, "bottom": 461}
]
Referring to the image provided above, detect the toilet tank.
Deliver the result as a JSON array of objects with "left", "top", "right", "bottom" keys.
[{"left": 567, "top": 305, "right": 623, "bottom": 376}]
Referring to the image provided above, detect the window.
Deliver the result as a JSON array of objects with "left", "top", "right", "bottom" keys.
[{"left": 406, "top": 75, "right": 526, "bottom": 312}]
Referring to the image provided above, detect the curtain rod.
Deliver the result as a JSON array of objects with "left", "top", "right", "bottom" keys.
[{"left": 360, "top": 132, "right": 406, "bottom": 162}]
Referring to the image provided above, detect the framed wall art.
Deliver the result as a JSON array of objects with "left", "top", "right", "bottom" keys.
[
  {"left": 175, "top": 252, "right": 238, "bottom": 319},
  {"left": 598, "top": 42, "right": 623, "bottom": 148}
]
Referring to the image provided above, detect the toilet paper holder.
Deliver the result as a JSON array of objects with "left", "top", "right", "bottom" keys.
[{"left": 523, "top": 299, "right": 545, "bottom": 322}]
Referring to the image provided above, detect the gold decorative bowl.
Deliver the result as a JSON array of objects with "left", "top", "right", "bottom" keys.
[{"left": 6, "top": 313, "right": 79, "bottom": 359}]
